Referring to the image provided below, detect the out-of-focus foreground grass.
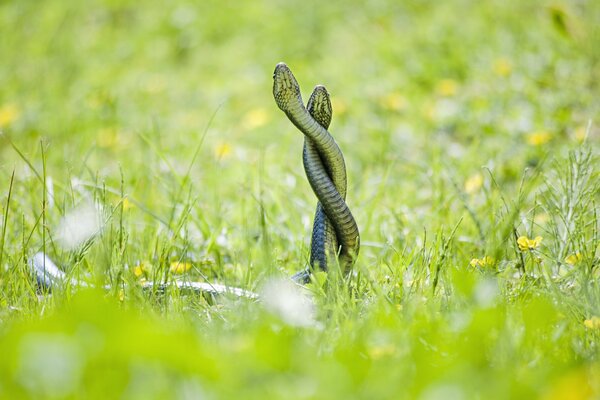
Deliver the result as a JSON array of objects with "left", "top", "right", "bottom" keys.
[{"left": 0, "top": 0, "right": 599, "bottom": 399}]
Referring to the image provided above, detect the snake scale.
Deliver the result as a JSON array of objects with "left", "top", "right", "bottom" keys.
[{"left": 29, "top": 62, "right": 359, "bottom": 298}]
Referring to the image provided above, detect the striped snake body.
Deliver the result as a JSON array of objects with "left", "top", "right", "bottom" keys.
[{"left": 273, "top": 63, "right": 360, "bottom": 279}]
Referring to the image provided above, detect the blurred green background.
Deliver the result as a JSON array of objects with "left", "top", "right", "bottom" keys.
[{"left": 0, "top": 0, "right": 599, "bottom": 399}]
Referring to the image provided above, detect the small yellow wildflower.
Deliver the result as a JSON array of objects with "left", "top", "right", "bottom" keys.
[
  {"left": 133, "top": 261, "right": 152, "bottom": 278},
  {"left": 380, "top": 93, "right": 407, "bottom": 112},
  {"left": 118, "top": 289, "right": 125, "bottom": 302},
  {"left": 0, "top": 104, "right": 20, "bottom": 127},
  {"left": 565, "top": 253, "right": 582, "bottom": 265},
  {"left": 464, "top": 173, "right": 483, "bottom": 194},
  {"left": 573, "top": 126, "right": 587, "bottom": 143},
  {"left": 214, "top": 142, "right": 232, "bottom": 159},
  {"left": 170, "top": 261, "right": 192, "bottom": 274},
  {"left": 242, "top": 108, "right": 269, "bottom": 130},
  {"left": 121, "top": 197, "right": 133, "bottom": 211},
  {"left": 436, "top": 79, "right": 459, "bottom": 97},
  {"left": 493, "top": 58, "right": 512, "bottom": 77},
  {"left": 517, "top": 236, "right": 543, "bottom": 251},
  {"left": 470, "top": 256, "right": 496, "bottom": 268},
  {"left": 526, "top": 131, "right": 552, "bottom": 146},
  {"left": 367, "top": 343, "right": 397, "bottom": 359},
  {"left": 584, "top": 316, "right": 600, "bottom": 330}
]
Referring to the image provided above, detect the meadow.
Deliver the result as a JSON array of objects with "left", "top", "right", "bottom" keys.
[{"left": 0, "top": 0, "right": 599, "bottom": 398}]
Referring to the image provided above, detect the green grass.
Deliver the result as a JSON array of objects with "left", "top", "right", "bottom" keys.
[{"left": 1, "top": 0, "right": 599, "bottom": 398}]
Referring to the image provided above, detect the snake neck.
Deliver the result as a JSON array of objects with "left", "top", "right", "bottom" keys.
[{"left": 287, "top": 102, "right": 348, "bottom": 199}]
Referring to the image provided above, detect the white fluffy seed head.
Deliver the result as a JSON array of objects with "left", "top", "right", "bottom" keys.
[{"left": 56, "top": 202, "right": 103, "bottom": 250}]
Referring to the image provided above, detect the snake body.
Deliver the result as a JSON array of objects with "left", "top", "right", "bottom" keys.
[
  {"left": 273, "top": 63, "right": 360, "bottom": 277},
  {"left": 305, "top": 86, "right": 338, "bottom": 271}
]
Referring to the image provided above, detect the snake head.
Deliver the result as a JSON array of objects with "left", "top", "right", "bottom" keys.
[
  {"left": 307, "top": 85, "right": 332, "bottom": 129},
  {"left": 273, "top": 62, "right": 302, "bottom": 111}
]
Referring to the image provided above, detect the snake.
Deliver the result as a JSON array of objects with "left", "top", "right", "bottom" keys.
[
  {"left": 273, "top": 62, "right": 360, "bottom": 279},
  {"left": 304, "top": 86, "right": 339, "bottom": 273},
  {"left": 29, "top": 62, "right": 359, "bottom": 298}
]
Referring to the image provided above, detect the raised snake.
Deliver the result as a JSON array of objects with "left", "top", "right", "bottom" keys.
[
  {"left": 29, "top": 62, "right": 359, "bottom": 298},
  {"left": 273, "top": 62, "right": 360, "bottom": 279}
]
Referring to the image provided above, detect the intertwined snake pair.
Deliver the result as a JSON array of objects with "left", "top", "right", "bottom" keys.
[
  {"left": 273, "top": 63, "right": 360, "bottom": 281},
  {"left": 30, "top": 63, "right": 359, "bottom": 297}
]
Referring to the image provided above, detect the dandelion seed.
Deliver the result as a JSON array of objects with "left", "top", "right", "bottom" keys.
[
  {"left": 170, "top": 261, "right": 192, "bottom": 274},
  {"left": 474, "top": 279, "right": 498, "bottom": 307},
  {"left": 436, "top": 79, "right": 459, "bottom": 97},
  {"left": 0, "top": 104, "right": 20, "bottom": 127},
  {"left": 565, "top": 253, "right": 582, "bottom": 265},
  {"left": 56, "top": 203, "right": 103, "bottom": 250},
  {"left": 517, "top": 236, "right": 542, "bottom": 251},
  {"left": 584, "top": 316, "right": 600, "bottom": 329},
  {"left": 493, "top": 58, "right": 512, "bottom": 77},
  {"left": 464, "top": 173, "right": 483, "bottom": 194},
  {"left": 261, "top": 278, "right": 316, "bottom": 327},
  {"left": 17, "top": 334, "right": 83, "bottom": 398},
  {"left": 526, "top": 131, "right": 552, "bottom": 146}
]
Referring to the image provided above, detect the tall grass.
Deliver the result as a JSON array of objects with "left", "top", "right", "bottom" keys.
[{"left": 0, "top": 0, "right": 599, "bottom": 398}]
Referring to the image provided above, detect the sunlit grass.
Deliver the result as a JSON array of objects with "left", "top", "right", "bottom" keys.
[{"left": 0, "top": 0, "right": 599, "bottom": 398}]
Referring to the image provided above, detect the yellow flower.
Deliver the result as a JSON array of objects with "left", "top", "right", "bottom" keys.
[
  {"left": 214, "top": 142, "right": 232, "bottom": 159},
  {"left": 122, "top": 197, "right": 133, "bottom": 211},
  {"left": 242, "top": 108, "right": 269, "bottom": 130},
  {"left": 464, "top": 173, "right": 483, "bottom": 194},
  {"left": 170, "top": 261, "right": 192, "bottom": 274},
  {"left": 565, "top": 253, "right": 582, "bottom": 265},
  {"left": 380, "top": 93, "right": 406, "bottom": 112},
  {"left": 526, "top": 131, "right": 552, "bottom": 146},
  {"left": 436, "top": 79, "right": 459, "bottom": 97},
  {"left": 517, "top": 236, "right": 543, "bottom": 251},
  {"left": 133, "top": 261, "right": 152, "bottom": 278},
  {"left": 573, "top": 126, "right": 587, "bottom": 143},
  {"left": 368, "top": 343, "right": 397, "bottom": 359},
  {"left": 470, "top": 256, "right": 496, "bottom": 267},
  {"left": 0, "top": 104, "right": 20, "bottom": 127},
  {"left": 584, "top": 316, "right": 600, "bottom": 329},
  {"left": 493, "top": 58, "right": 512, "bottom": 77}
]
